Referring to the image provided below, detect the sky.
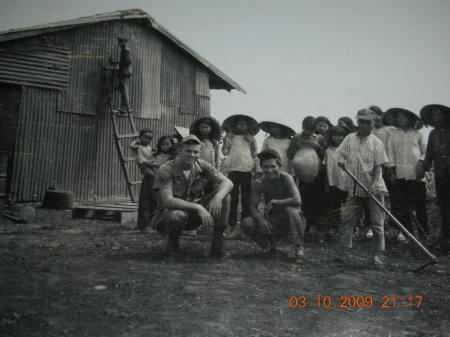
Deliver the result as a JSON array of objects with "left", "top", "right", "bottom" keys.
[{"left": 1, "top": 0, "right": 449, "bottom": 142}]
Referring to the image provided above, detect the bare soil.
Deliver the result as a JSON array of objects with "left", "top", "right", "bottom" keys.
[{"left": 0, "top": 203, "right": 449, "bottom": 337}]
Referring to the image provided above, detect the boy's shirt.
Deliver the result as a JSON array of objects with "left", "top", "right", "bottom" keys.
[
  {"left": 424, "top": 127, "right": 450, "bottom": 178},
  {"left": 336, "top": 133, "right": 388, "bottom": 197}
]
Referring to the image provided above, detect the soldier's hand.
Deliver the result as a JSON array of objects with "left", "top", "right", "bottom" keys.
[
  {"left": 197, "top": 206, "right": 213, "bottom": 230},
  {"left": 337, "top": 162, "right": 345, "bottom": 170},
  {"left": 207, "top": 197, "right": 222, "bottom": 219}
]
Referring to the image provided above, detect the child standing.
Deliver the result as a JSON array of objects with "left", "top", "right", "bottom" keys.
[
  {"left": 337, "top": 117, "right": 357, "bottom": 135},
  {"left": 259, "top": 121, "right": 295, "bottom": 173},
  {"left": 314, "top": 116, "right": 333, "bottom": 147},
  {"left": 221, "top": 114, "right": 259, "bottom": 229},
  {"left": 288, "top": 116, "right": 326, "bottom": 232},
  {"left": 153, "top": 136, "right": 175, "bottom": 167},
  {"left": 190, "top": 116, "right": 222, "bottom": 169},
  {"left": 421, "top": 104, "right": 450, "bottom": 251},
  {"left": 131, "top": 129, "right": 156, "bottom": 230},
  {"left": 386, "top": 108, "right": 427, "bottom": 241},
  {"left": 322, "top": 126, "right": 348, "bottom": 239}
]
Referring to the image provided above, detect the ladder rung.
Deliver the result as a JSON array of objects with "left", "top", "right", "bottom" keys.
[
  {"left": 124, "top": 157, "right": 135, "bottom": 162},
  {"left": 111, "top": 109, "right": 134, "bottom": 114},
  {"left": 117, "top": 133, "right": 139, "bottom": 139},
  {"left": 129, "top": 181, "right": 142, "bottom": 185}
]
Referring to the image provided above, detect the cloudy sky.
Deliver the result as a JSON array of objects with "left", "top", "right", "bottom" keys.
[{"left": 1, "top": 0, "right": 449, "bottom": 141}]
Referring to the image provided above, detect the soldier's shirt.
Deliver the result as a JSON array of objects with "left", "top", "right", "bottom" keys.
[{"left": 153, "top": 158, "right": 224, "bottom": 208}]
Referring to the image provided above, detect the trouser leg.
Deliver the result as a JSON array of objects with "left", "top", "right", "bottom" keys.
[
  {"left": 164, "top": 210, "right": 188, "bottom": 251},
  {"left": 298, "top": 180, "right": 315, "bottom": 231},
  {"left": 392, "top": 179, "right": 413, "bottom": 232},
  {"left": 228, "top": 171, "right": 241, "bottom": 227},
  {"left": 137, "top": 175, "right": 155, "bottom": 230},
  {"left": 415, "top": 180, "right": 428, "bottom": 235},
  {"left": 284, "top": 207, "right": 306, "bottom": 247},
  {"left": 239, "top": 172, "right": 253, "bottom": 220},
  {"left": 339, "top": 196, "right": 362, "bottom": 249},
  {"left": 328, "top": 187, "right": 347, "bottom": 226},
  {"left": 241, "top": 216, "right": 270, "bottom": 249},
  {"left": 194, "top": 191, "right": 230, "bottom": 254},
  {"left": 435, "top": 171, "right": 450, "bottom": 240},
  {"left": 368, "top": 194, "right": 385, "bottom": 253}
]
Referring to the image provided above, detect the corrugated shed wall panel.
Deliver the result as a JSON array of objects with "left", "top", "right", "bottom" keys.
[
  {"left": 0, "top": 46, "right": 70, "bottom": 91},
  {"left": 56, "top": 24, "right": 108, "bottom": 115},
  {"left": 11, "top": 87, "right": 57, "bottom": 200},
  {"left": 11, "top": 86, "right": 97, "bottom": 201},
  {"left": 161, "top": 43, "right": 182, "bottom": 108},
  {"left": 195, "top": 69, "right": 209, "bottom": 97},
  {"left": 52, "top": 112, "right": 96, "bottom": 201},
  {"left": 180, "top": 62, "right": 196, "bottom": 114},
  {"left": 134, "top": 24, "right": 161, "bottom": 120}
]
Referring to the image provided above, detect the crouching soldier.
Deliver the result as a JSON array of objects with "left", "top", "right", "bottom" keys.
[
  {"left": 150, "top": 135, "right": 233, "bottom": 258},
  {"left": 241, "top": 149, "right": 306, "bottom": 261}
]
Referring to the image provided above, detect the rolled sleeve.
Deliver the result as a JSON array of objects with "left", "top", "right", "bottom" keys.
[
  {"left": 153, "top": 166, "right": 173, "bottom": 191},
  {"left": 335, "top": 136, "right": 349, "bottom": 164},
  {"left": 199, "top": 160, "right": 225, "bottom": 185}
]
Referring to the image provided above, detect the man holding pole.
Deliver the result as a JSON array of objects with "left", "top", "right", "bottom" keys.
[{"left": 335, "top": 108, "right": 389, "bottom": 265}]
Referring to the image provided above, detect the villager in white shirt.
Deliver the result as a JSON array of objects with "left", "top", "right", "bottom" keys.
[{"left": 385, "top": 108, "right": 428, "bottom": 238}]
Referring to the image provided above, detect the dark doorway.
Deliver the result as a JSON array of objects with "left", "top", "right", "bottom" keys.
[{"left": 0, "top": 83, "right": 21, "bottom": 198}]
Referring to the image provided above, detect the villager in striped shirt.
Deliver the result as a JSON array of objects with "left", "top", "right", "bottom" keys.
[{"left": 335, "top": 108, "right": 388, "bottom": 265}]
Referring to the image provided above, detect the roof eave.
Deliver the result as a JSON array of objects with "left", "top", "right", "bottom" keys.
[{"left": 0, "top": 9, "right": 246, "bottom": 94}]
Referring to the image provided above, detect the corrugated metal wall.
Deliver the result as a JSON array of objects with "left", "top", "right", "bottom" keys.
[
  {"left": 11, "top": 87, "right": 96, "bottom": 201},
  {"left": 8, "top": 20, "right": 211, "bottom": 202},
  {"left": 0, "top": 46, "right": 70, "bottom": 91}
]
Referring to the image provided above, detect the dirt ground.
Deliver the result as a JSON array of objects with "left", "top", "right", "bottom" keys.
[{"left": 0, "top": 202, "right": 449, "bottom": 337}]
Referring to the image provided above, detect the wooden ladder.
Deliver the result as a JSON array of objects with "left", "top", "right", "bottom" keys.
[{"left": 110, "top": 107, "right": 140, "bottom": 202}]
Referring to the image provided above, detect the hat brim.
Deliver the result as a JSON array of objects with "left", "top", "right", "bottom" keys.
[
  {"left": 420, "top": 104, "right": 450, "bottom": 127},
  {"left": 222, "top": 114, "right": 260, "bottom": 136},
  {"left": 189, "top": 116, "right": 222, "bottom": 141},
  {"left": 173, "top": 126, "right": 190, "bottom": 139},
  {"left": 385, "top": 108, "right": 420, "bottom": 127},
  {"left": 355, "top": 115, "right": 375, "bottom": 121},
  {"left": 259, "top": 121, "right": 296, "bottom": 137}
]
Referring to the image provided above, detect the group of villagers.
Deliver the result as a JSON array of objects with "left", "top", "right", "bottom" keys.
[{"left": 130, "top": 103, "right": 450, "bottom": 265}]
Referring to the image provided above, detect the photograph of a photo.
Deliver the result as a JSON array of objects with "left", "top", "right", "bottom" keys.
[{"left": 0, "top": 1, "right": 449, "bottom": 336}]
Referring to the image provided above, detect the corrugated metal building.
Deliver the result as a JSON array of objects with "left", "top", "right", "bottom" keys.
[{"left": 0, "top": 9, "right": 244, "bottom": 202}]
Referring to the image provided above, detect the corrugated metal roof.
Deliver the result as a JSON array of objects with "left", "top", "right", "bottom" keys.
[{"left": 0, "top": 8, "right": 246, "bottom": 94}]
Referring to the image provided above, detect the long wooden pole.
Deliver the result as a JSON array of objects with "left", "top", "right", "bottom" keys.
[{"left": 343, "top": 167, "right": 437, "bottom": 263}]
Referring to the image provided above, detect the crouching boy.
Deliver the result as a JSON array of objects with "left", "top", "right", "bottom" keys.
[
  {"left": 241, "top": 149, "right": 306, "bottom": 261},
  {"left": 150, "top": 135, "right": 233, "bottom": 258}
]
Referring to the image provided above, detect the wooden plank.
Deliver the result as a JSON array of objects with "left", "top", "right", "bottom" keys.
[
  {"left": 73, "top": 205, "right": 137, "bottom": 212},
  {"left": 117, "top": 133, "right": 139, "bottom": 139},
  {"left": 97, "top": 203, "right": 137, "bottom": 209}
]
